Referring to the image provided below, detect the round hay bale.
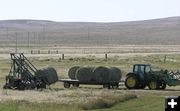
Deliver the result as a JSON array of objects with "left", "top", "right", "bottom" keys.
[
  {"left": 68, "top": 66, "right": 81, "bottom": 79},
  {"left": 109, "top": 67, "right": 122, "bottom": 81},
  {"left": 93, "top": 66, "right": 110, "bottom": 82},
  {"left": 75, "top": 67, "right": 95, "bottom": 82},
  {"left": 36, "top": 67, "right": 58, "bottom": 85}
]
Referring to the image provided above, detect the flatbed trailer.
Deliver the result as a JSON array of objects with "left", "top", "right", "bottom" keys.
[{"left": 59, "top": 79, "right": 125, "bottom": 89}]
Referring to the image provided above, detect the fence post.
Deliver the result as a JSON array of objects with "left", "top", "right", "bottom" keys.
[
  {"left": 62, "top": 54, "right": 64, "bottom": 60},
  {"left": 164, "top": 55, "right": 167, "bottom": 63},
  {"left": 105, "top": 53, "right": 108, "bottom": 60}
]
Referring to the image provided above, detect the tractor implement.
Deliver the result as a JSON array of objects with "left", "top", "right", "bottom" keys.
[{"left": 3, "top": 53, "right": 58, "bottom": 90}]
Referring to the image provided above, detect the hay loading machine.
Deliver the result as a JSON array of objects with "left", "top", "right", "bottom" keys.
[{"left": 3, "top": 53, "right": 58, "bottom": 90}]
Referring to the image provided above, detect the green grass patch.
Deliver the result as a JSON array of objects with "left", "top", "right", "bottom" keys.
[
  {"left": 91, "top": 95, "right": 164, "bottom": 111},
  {"left": 81, "top": 94, "right": 137, "bottom": 110}
]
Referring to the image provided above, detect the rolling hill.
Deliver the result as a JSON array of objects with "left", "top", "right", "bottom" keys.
[{"left": 0, "top": 16, "right": 180, "bottom": 46}]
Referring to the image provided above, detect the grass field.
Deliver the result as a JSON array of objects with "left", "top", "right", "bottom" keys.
[{"left": 0, "top": 53, "right": 180, "bottom": 111}]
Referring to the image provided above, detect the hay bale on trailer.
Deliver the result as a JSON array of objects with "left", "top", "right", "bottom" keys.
[
  {"left": 35, "top": 67, "right": 58, "bottom": 85},
  {"left": 75, "top": 67, "right": 95, "bottom": 82},
  {"left": 93, "top": 66, "right": 111, "bottom": 82},
  {"left": 109, "top": 67, "right": 122, "bottom": 81},
  {"left": 68, "top": 66, "right": 81, "bottom": 79}
]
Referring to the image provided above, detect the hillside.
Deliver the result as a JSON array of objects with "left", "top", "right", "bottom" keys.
[{"left": 0, "top": 17, "right": 180, "bottom": 46}]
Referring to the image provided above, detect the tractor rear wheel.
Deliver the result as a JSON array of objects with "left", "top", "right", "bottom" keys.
[
  {"left": 125, "top": 75, "right": 139, "bottom": 89},
  {"left": 148, "top": 80, "right": 159, "bottom": 90}
]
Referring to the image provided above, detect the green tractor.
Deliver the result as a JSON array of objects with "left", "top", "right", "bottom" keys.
[{"left": 125, "top": 64, "right": 180, "bottom": 90}]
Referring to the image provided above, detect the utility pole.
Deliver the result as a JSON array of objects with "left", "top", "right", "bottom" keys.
[
  {"left": 27, "top": 32, "right": 30, "bottom": 48},
  {"left": 15, "top": 32, "right": 18, "bottom": 53},
  {"left": 6, "top": 28, "right": 9, "bottom": 43},
  {"left": 42, "top": 25, "right": 46, "bottom": 46},
  {"left": 87, "top": 24, "right": 90, "bottom": 40},
  {"left": 34, "top": 33, "right": 36, "bottom": 47},
  {"left": 38, "top": 33, "right": 40, "bottom": 48}
]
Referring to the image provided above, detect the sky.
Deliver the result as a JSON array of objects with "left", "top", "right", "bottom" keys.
[{"left": 0, "top": 0, "right": 180, "bottom": 22}]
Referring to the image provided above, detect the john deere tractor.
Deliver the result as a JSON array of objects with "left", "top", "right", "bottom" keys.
[{"left": 125, "top": 64, "right": 170, "bottom": 90}]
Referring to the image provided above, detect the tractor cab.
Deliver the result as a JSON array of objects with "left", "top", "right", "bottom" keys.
[
  {"left": 133, "top": 64, "right": 151, "bottom": 73},
  {"left": 133, "top": 64, "right": 152, "bottom": 80},
  {"left": 125, "top": 64, "right": 153, "bottom": 89}
]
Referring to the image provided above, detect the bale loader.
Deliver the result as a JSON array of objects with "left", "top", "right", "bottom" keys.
[{"left": 3, "top": 53, "right": 58, "bottom": 90}]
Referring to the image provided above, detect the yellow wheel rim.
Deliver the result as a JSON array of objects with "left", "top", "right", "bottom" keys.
[
  {"left": 149, "top": 81, "right": 157, "bottom": 89},
  {"left": 127, "top": 77, "right": 136, "bottom": 88}
]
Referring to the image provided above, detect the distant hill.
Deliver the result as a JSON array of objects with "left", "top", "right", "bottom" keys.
[{"left": 0, "top": 17, "right": 180, "bottom": 46}]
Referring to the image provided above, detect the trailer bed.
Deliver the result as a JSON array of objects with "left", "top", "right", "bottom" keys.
[{"left": 59, "top": 79, "right": 124, "bottom": 89}]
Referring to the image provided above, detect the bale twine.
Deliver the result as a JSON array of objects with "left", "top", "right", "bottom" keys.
[
  {"left": 75, "top": 67, "right": 95, "bottom": 82},
  {"left": 109, "top": 67, "right": 122, "bottom": 81},
  {"left": 93, "top": 66, "right": 110, "bottom": 82},
  {"left": 36, "top": 67, "right": 58, "bottom": 85},
  {"left": 68, "top": 66, "right": 81, "bottom": 79}
]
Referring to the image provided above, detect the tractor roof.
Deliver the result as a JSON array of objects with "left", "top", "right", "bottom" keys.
[{"left": 134, "top": 64, "right": 151, "bottom": 66}]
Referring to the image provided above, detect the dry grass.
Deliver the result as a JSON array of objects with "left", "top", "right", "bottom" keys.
[{"left": 0, "top": 88, "right": 137, "bottom": 110}]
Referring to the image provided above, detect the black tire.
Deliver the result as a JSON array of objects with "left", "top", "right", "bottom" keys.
[
  {"left": 103, "top": 84, "right": 111, "bottom": 89},
  {"left": 148, "top": 80, "right": 159, "bottom": 90},
  {"left": 103, "top": 84, "right": 108, "bottom": 88},
  {"left": 3, "top": 84, "right": 9, "bottom": 89},
  {"left": 107, "top": 85, "right": 111, "bottom": 89},
  {"left": 40, "top": 82, "right": 46, "bottom": 89},
  {"left": 125, "top": 75, "right": 139, "bottom": 89},
  {"left": 158, "top": 81, "right": 166, "bottom": 90},
  {"left": 18, "top": 82, "right": 25, "bottom": 90},
  {"left": 72, "top": 83, "right": 79, "bottom": 87},
  {"left": 64, "top": 82, "right": 71, "bottom": 88},
  {"left": 112, "top": 83, "right": 119, "bottom": 89}
]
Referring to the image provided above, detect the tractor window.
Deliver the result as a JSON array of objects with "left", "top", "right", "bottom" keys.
[
  {"left": 134, "top": 66, "right": 138, "bottom": 72},
  {"left": 134, "top": 65, "right": 145, "bottom": 73},
  {"left": 145, "top": 66, "right": 151, "bottom": 73}
]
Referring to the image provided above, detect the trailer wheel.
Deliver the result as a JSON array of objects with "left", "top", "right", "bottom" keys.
[
  {"left": 112, "top": 83, "right": 119, "bottom": 89},
  {"left": 158, "top": 81, "right": 166, "bottom": 90},
  {"left": 103, "top": 84, "right": 111, "bottom": 89},
  {"left": 73, "top": 83, "right": 79, "bottom": 88},
  {"left": 125, "top": 75, "right": 139, "bottom": 89},
  {"left": 103, "top": 84, "right": 108, "bottom": 88},
  {"left": 64, "top": 82, "right": 71, "bottom": 88},
  {"left": 148, "top": 80, "right": 158, "bottom": 90}
]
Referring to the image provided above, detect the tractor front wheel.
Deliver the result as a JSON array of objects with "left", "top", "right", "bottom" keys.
[
  {"left": 158, "top": 81, "right": 166, "bottom": 90},
  {"left": 125, "top": 75, "right": 139, "bottom": 89}
]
